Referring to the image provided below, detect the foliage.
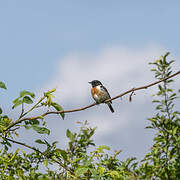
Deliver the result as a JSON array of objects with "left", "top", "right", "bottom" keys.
[
  {"left": 136, "top": 52, "right": 180, "bottom": 179},
  {"left": 0, "top": 53, "right": 179, "bottom": 179}
]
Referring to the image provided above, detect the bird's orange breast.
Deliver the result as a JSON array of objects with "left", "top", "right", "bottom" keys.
[{"left": 91, "top": 87, "right": 100, "bottom": 96}]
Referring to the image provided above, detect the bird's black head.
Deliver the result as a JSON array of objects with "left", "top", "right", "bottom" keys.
[{"left": 88, "top": 80, "right": 102, "bottom": 87}]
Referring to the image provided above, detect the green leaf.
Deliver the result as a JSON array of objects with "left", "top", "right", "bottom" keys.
[
  {"left": 150, "top": 68, "right": 156, "bottom": 72},
  {"left": 12, "top": 100, "right": 23, "bottom": 109},
  {"left": 0, "top": 108, "right": 2, "bottom": 114},
  {"left": 97, "top": 166, "right": 106, "bottom": 175},
  {"left": 23, "top": 96, "right": 33, "bottom": 104},
  {"left": 66, "top": 129, "right": 74, "bottom": 140},
  {"left": 109, "top": 170, "right": 119, "bottom": 178},
  {"left": 72, "top": 157, "right": 83, "bottom": 163},
  {"left": 145, "top": 126, "right": 153, "bottom": 129},
  {"left": 163, "top": 52, "right": 170, "bottom": 64},
  {"left": 75, "top": 166, "right": 88, "bottom": 176},
  {"left": 9, "top": 149, "right": 19, "bottom": 162},
  {"left": 30, "top": 119, "right": 40, "bottom": 125},
  {"left": 44, "top": 88, "right": 56, "bottom": 97},
  {"left": 20, "top": 90, "right": 35, "bottom": 98},
  {"left": 158, "top": 85, "right": 163, "bottom": 91},
  {"left": 56, "top": 149, "right": 67, "bottom": 160},
  {"left": 46, "top": 94, "right": 52, "bottom": 107},
  {"left": 43, "top": 159, "right": 49, "bottom": 167},
  {"left": 0, "top": 81, "right": 7, "bottom": 89},
  {"left": 23, "top": 125, "right": 31, "bottom": 130},
  {"left": 32, "top": 125, "right": 50, "bottom": 135},
  {"left": 35, "top": 139, "right": 46, "bottom": 144},
  {"left": 98, "top": 145, "right": 110, "bottom": 151},
  {"left": 52, "top": 141, "right": 58, "bottom": 147},
  {"left": 51, "top": 102, "right": 65, "bottom": 119},
  {"left": 13, "top": 97, "right": 19, "bottom": 104},
  {"left": 152, "top": 100, "right": 160, "bottom": 103}
]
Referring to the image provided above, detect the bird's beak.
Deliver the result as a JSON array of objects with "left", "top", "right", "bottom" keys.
[{"left": 88, "top": 81, "right": 92, "bottom": 84}]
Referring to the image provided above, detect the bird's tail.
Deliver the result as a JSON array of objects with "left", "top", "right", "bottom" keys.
[{"left": 107, "top": 103, "right": 114, "bottom": 113}]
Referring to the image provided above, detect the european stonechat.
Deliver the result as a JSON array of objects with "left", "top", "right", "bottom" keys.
[{"left": 88, "top": 80, "right": 114, "bottom": 113}]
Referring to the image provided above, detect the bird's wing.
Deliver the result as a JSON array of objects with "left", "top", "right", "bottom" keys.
[{"left": 100, "top": 85, "right": 112, "bottom": 103}]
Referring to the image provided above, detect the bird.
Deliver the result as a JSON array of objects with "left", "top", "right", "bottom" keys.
[{"left": 88, "top": 80, "right": 114, "bottom": 113}]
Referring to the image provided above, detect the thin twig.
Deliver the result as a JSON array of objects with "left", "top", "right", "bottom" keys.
[
  {"left": 5, "top": 137, "right": 40, "bottom": 152},
  {"left": 129, "top": 88, "right": 135, "bottom": 102},
  {"left": 5, "top": 70, "right": 180, "bottom": 131},
  {"left": 4, "top": 137, "right": 75, "bottom": 175}
]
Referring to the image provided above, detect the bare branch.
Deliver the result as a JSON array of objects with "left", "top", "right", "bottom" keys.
[{"left": 6, "top": 70, "right": 180, "bottom": 131}]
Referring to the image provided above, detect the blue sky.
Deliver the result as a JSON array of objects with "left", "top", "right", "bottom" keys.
[
  {"left": 1, "top": 1, "right": 180, "bottom": 93},
  {"left": 1, "top": 1, "right": 180, "bottom": 162}
]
